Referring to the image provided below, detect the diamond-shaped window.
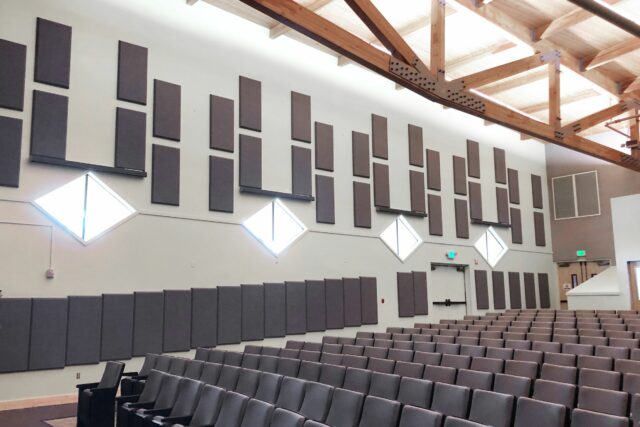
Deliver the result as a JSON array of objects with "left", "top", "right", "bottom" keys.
[
  {"left": 243, "top": 199, "right": 307, "bottom": 256},
  {"left": 474, "top": 226, "right": 508, "bottom": 267},
  {"left": 34, "top": 172, "right": 136, "bottom": 244},
  {"left": 380, "top": 215, "right": 422, "bottom": 261}
]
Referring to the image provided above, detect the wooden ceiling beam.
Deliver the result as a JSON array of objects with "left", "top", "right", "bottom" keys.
[
  {"left": 533, "top": 0, "right": 621, "bottom": 41},
  {"left": 585, "top": 38, "right": 640, "bottom": 71},
  {"left": 624, "top": 77, "right": 640, "bottom": 95},
  {"left": 549, "top": 62, "right": 561, "bottom": 130},
  {"left": 562, "top": 102, "right": 634, "bottom": 135},
  {"left": 452, "top": 53, "right": 550, "bottom": 89},
  {"left": 269, "top": 0, "right": 332, "bottom": 39},
  {"left": 430, "top": 0, "right": 446, "bottom": 75}
]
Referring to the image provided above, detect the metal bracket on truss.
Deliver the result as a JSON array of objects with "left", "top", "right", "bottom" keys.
[
  {"left": 541, "top": 50, "right": 561, "bottom": 70},
  {"left": 439, "top": 0, "right": 447, "bottom": 6}
]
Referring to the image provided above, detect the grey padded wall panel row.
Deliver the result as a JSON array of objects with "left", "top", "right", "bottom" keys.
[
  {"left": 315, "top": 175, "right": 335, "bottom": 224},
  {"left": 426, "top": 149, "right": 441, "bottom": 191},
  {"left": 534, "top": 211, "right": 546, "bottom": 247},
  {"left": 538, "top": 273, "right": 551, "bottom": 308},
  {"left": 455, "top": 199, "right": 469, "bottom": 239},
  {"left": 306, "top": 280, "right": 326, "bottom": 332},
  {"left": 242, "top": 285, "right": 265, "bottom": 341},
  {"left": 352, "top": 132, "right": 370, "bottom": 178},
  {"left": 291, "top": 92, "right": 311, "bottom": 143},
  {"left": 152, "top": 144, "right": 180, "bottom": 206},
  {"left": 343, "top": 278, "right": 362, "bottom": 327},
  {"left": 413, "top": 271, "right": 429, "bottom": 315},
  {"left": 467, "top": 140, "right": 480, "bottom": 178},
  {"left": 115, "top": 107, "right": 146, "bottom": 171},
  {"left": 218, "top": 286, "right": 242, "bottom": 345},
  {"left": 373, "top": 163, "right": 390, "bottom": 208},
  {"left": 494, "top": 148, "right": 506, "bottom": 184},
  {"left": 30, "top": 90, "right": 68, "bottom": 159},
  {"left": 360, "top": 277, "right": 378, "bottom": 325},
  {"left": 408, "top": 125, "right": 423, "bottom": 167},
  {"left": 509, "top": 272, "right": 522, "bottom": 309},
  {"left": 35, "top": 18, "right": 71, "bottom": 88},
  {"left": 153, "top": 80, "right": 181, "bottom": 141},
  {"left": 410, "top": 171, "right": 426, "bottom": 214},
  {"left": 132, "top": 292, "right": 164, "bottom": 357},
  {"left": 371, "top": 114, "right": 388, "bottom": 159},
  {"left": 397, "top": 272, "right": 415, "bottom": 317},
  {"left": 117, "top": 41, "right": 148, "bottom": 105},
  {"left": 0, "top": 39, "right": 27, "bottom": 111},
  {"left": 469, "top": 182, "right": 483, "bottom": 220},
  {"left": 474, "top": 270, "right": 489, "bottom": 310},
  {"left": 163, "top": 290, "right": 191, "bottom": 352},
  {"left": 508, "top": 168, "right": 520, "bottom": 204},
  {"left": 353, "top": 181, "right": 372, "bottom": 228},
  {"left": 67, "top": 296, "right": 102, "bottom": 366},
  {"left": 264, "top": 283, "right": 286, "bottom": 338},
  {"left": 0, "top": 299, "right": 31, "bottom": 373},
  {"left": 292, "top": 146, "right": 312, "bottom": 196},
  {"left": 511, "top": 208, "right": 523, "bottom": 244},
  {"left": 492, "top": 272, "right": 506, "bottom": 310},
  {"left": 428, "top": 194, "right": 443, "bottom": 236},
  {"left": 453, "top": 156, "right": 467, "bottom": 195},
  {"left": 239, "top": 134, "right": 262, "bottom": 189},
  {"left": 496, "top": 187, "right": 510, "bottom": 225},
  {"left": 191, "top": 288, "right": 217, "bottom": 348},
  {"left": 29, "top": 298, "right": 68, "bottom": 371},
  {"left": 325, "top": 279, "right": 345, "bottom": 330},
  {"left": 209, "top": 155, "right": 234, "bottom": 213},
  {"left": 524, "top": 273, "right": 537, "bottom": 309},
  {"left": 101, "top": 294, "right": 134, "bottom": 361},
  {"left": 210, "top": 95, "right": 234, "bottom": 152},
  {"left": 531, "top": 174, "right": 543, "bottom": 209},
  {"left": 0, "top": 116, "right": 22, "bottom": 188},
  {"left": 239, "top": 76, "right": 261, "bottom": 132},
  {"left": 286, "top": 281, "right": 307, "bottom": 335},
  {"left": 315, "top": 122, "right": 334, "bottom": 171}
]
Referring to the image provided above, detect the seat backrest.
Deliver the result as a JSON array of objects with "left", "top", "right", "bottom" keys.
[
  {"left": 318, "top": 363, "right": 346, "bottom": 388},
  {"left": 322, "top": 343, "right": 342, "bottom": 354},
  {"left": 194, "top": 348, "right": 209, "bottom": 362},
  {"left": 342, "top": 345, "right": 364, "bottom": 356},
  {"left": 343, "top": 367, "right": 371, "bottom": 394},
  {"left": 358, "top": 396, "right": 401, "bottom": 427},
  {"left": 393, "top": 340, "right": 414, "bottom": 351},
  {"left": 363, "top": 346, "right": 388, "bottom": 359},
  {"left": 576, "top": 385, "right": 628, "bottom": 417},
  {"left": 396, "top": 377, "right": 433, "bottom": 409},
  {"left": 394, "top": 361, "right": 424, "bottom": 379},
  {"left": 578, "top": 367, "right": 621, "bottom": 390},
  {"left": 455, "top": 369, "right": 493, "bottom": 391},
  {"left": 258, "top": 355, "right": 279, "bottom": 373},
  {"left": 504, "top": 340, "right": 531, "bottom": 350},
  {"left": 98, "top": 361, "right": 125, "bottom": 389},
  {"left": 168, "top": 358, "right": 188, "bottom": 376},
  {"left": 207, "top": 349, "right": 225, "bottom": 363},
  {"left": 200, "top": 362, "right": 222, "bottom": 385},
  {"left": 154, "top": 374, "right": 181, "bottom": 409},
  {"left": 615, "top": 358, "right": 640, "bottom": 375},
  {"left": 224, "top": 352, "right": 244, "bottom": 367},
  {"left": 623, "top": 372, "right": 640, "bottom": 394},
  {"left": 374, "top": 338, "right": 394, "bottom": 348},
  {"left": 570, "top": 408, "right": 630, "bottom": 427},
  {"left": 217, "top": 365, "right": 241, "bottom": 390},
  {"left": 413, "top": 351, "right": 441, "bottom": 366},
  {"left": 341, "top": 354, "right": 368, "bottom": 369},
  {"left": 414, "top": 342, "right": 436, "bottom": 353},
  {"left": 244, "top": 345, "right": 262, "bottom": 354},
  {"left": 485, "top": 347, "right": 512, "bottom": 361},
  {"left": 504, "top": 360, "right": 538, "bottom": 379},
  {"left": 596, "top": 345, "right": 630, "bottom": 360},
  {"left": 492, "top": 373, "right": 531, "bottom": 398},
  {"left": 254, "top": 372, "right": 283, "bottom": 404},
  {"left": 398, "top": 405, "right": 443, "bottom": 427},
  {"left": 354, "top": 338, "right": 374, "bottom": 347},
  {"left": 576, "top": 355, "right": 613, "bottom": 371},
  {"left": 430, "top": 382, "right": 470, "bottom": 418},
  {"left": 261, "top": 346, "right": 280, "bottom": 356},
  {"left": 368, "top": 372, "right": 401, "bottom": 400},
  {"left": 324, "top": 388, "right": 364, "bottom": 427},
  {"left": 235, "top": 368, "right": 260, "bottom": 398},
  {"left": 436, "top": 342, "right": 461, "bottom": 355},
  {"left": 531, "top": 341, "right": 560, "bottom": 353},
  {"left": 276, "top": 377, "right": 306, "bottom": 412},
  {"left": 367, "top": 357, "right": 395, "bottom": 374},
  {"left": 423, "top": 365, "right": 457, "bottom": 384},
  {"left": 388, "top": 348, "right": 413, "bottom": 362},
  {"left": 540, "top": 363, "right": 577, "bottom": 384},
  {"left": 298, "top": 360, "right": 322, "bottom": 382},
  {"left": 468, "top": 389, "right": 514, "bottom": 427},
  {"left": 270, "top": 407, "right": 305, "bottom": 427},
  {"left": 320, "top": 352, "right": 343, "bottom": 365},
  {"left": 299, "top": 350, "right": 321, "bottom": 362},
  {"left": 562, "top": 343, "right": 593, "bottom": 356},
  {"left": 279, "top": 349, "right": 300, "bottom": 359},
  {"left": 277, "top": 357, "right": 301, "bottom": 378},
  {"left": 169, "top": 378, "right": 204, "bottom": 417},
  {"left": 545, "top": 352, "right": 576, "bottom": 367},
  {"left": 532, "top": 379, "right": 576, "bottom": 409},
  {"left": 441, "top": 354, "right": 471, "bottom": 370},
  {"left": 214, "top": 391, "right": 249, "bottom": 427},
  {"left": 190, "top": 385, "right": 226, "bottom": 426},
  {"left": 138, "top": 354, "right": 158, "bottom": 376},
  {"left": 514, "top": 349, "right": 543, "bottom": 365},
  {"left": 299, "top": 382, "right": 334, "bottom": 422},
  {"left": 286, "top": 340, "right": 305, "bottom": 349},
  {"left": 239, "top": 399, "right": 274, "bottom": 427},
  {"left": 155, "top": 355, "right": 172, "bottom": 371},
  {"left": 184, "top": 360, "right": 205, "bottom": 380},
  {"left": 303, "top": 342, "right": 323, "bottom": 352},
  {"left": 138, "top": 370, "right": 167, "bottom": 402},
  {"left": 513, "top": 397, "right": 565, "bottom": 427},
  {"left": 459, "top": 345, "right": 485, "bottom": 358},
  {"left": 470, "top": 357, "right": 504, "bottom": 374},
  {"left": 241, "top": 353, "right": 260, "bottom": 370}
]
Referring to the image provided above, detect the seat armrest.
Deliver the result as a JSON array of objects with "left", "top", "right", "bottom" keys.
[
  {"left": 122, "top": 371, "right": 139, "bottom": 377},
  {"left": 156, "top": 415, "right": 191, "bottom": 426},
  {"left": 140, "top": 408, "right": 171, "bottom": 417},
  {"left": 76, "top": 382, "right": 100, "bottom": 390},
  {"left": 117, "top": 394, "right": 141, "bottom": 404},
  {"left": 126, "top": 401, "right": 155, "bottom": 409}
]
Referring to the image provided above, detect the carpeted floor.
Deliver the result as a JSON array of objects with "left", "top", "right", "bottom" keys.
[
  {"left": 0, "top": 403, "right": 76, "bottom": 427},
  {"left": 44, "top": 417, "right": 76, "bottom": 427}
]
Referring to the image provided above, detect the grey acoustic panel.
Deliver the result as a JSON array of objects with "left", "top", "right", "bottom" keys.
[
  {"left": 306, "top": 280, "right": 326, "bottom": 332},
  {"left": 163, "top": 290, "right": 191, "bottom": 352},
  {"left": 291, "top": 92, "right": 311, "bottom": 143},
  {"left": 0, "top": 39, "right": 26, "bottom": 111},
  {"left": 0, "top": 299, "right": 31, "bottom": 373},
  {"left": 531, "top": 174, "right": 543, "bottom": 209},
  {"left": 428, "top": 194, "right": 443, "bottom": 236},
  {"left": 34, "top": 18, "right": 71, "bottom": 88},
  {"left": 474, "top": 270, "right": 489, "bottom": 310},
  {"left": 467, "top": 140, "right": 480, "bottom": 178},
  {"left": 0, "top": 116, "right": 22, "bottom": 188},
  {"left": 455, "top": 199, "right": 469, "bottom": 239},
  {"left": 508, "top": 272, "right": 522, "bottom": 309},
  {"left": 286, "top": 281, "right": 307, "bottom": 335},
  {"left": 538, "top": 273, "right": 550, "bottom": 309},
  {"left": 372, "top": 114, "right": 388, "bottom": 159},
  {"left": 241, "top": 285, "right": 265, "bottom": 341},
  {"left": 239, "top": 134, "right": 262, "bottom": 189},
  {"left": 239, "top": 76, "right": 261, "bottom": 131},
  {"left": 508, "top": 168, "right": 520, "bottom": 204},
  {"left": 325, "top": 279, "right": 345, "bottom": 330},
  {"left": 410, "top": 171, "right": 426, "bottom": 213},
  {"left": 397, "top": 272, "right": 415, "bottom": 317},
  {"left": 210, "top": 95, "right": 234, "bottom": 152},
  {"left": 101, "top": 294, "right": 134, "bottom": 361},
  {"left": 575, "top": 171, "right": 599, "bottom": 216},
  {"left": 496, "top": 187, "right": 510, "bottom": 225},
  {"left": 117, "top": 41, "right": 148, "bottom": 105},
  {"left": 264, "top": 283, "right": 286, "bottom": 338},
  {"left": 132, "top": 292, "right": 164, "bottom": 357},
  {"left": 426, "top": 149, "right": 441, "bottom": 191},
  {"left": 292, "top": 146, "right": 312, "bottom": 196},
  {"left": 315, "top": 175, "right": 335, "bottom": 224},
  {"left": 534, "top": 211, "right": 546, "bottom": 247},
  {"left": 66, "top": 296, "right": 102, "bottom": 366},
  {"left": 412, "top": 271, "right": 429, "bottom": 315},
  {"left": 494, "top": 148, "right": 506, "bottom": 184},
  {"left": 30, "top": 90, "right": 68, "bottom": 159},
  {"left": 353, "top": 181, "right": 372, "bottom": 228},
  {"left": 28, "top": 299, "right": 68, "bottom": 370},
  {"left": 152, "top": 144, "right": 180, "bottom": 206},
  {"left": 218, "top": 286, "right": 242, "bottom": 345},
  {"left": 191, "top": 288, "right": 217, "bottom": 348},
  {"left": 360, "top": 277, "right": 378, "bottom": 325},
  {"left": 115, "top": 107, "right": 146, "bottom": 171},
  {"left": 209, "top": 155, "right": 234, "bottom": 213},
  {"left": 510, "top": 208, "right": 523, "bottom": 244},
  {"left": 343, "top": 278, "right": 362, "bottom": 327},
  {"left": 552, "top": 175, "right": 576, "bottom": 219},
  {"left": 491, "top": 272, "right": 506, "bottom": 310},
  {"left": 408, "top": 124, "right": 423, "bottom": 167},
  {"left": 373, "top": 163, "right": 390, "bottom": 208},
  {"left": 315, "top": 122, "right": 333, "bottom": 171},
  {"left": 153, "top": 80, "right": 181, "bottom": 141},
  {"left": 523, "top": 273, "right": 537, "bottom": 309},
  {"left": 469, "top": 182, "right": 483, "bottom": 220},
  {"left": 352, "top": 131, "right": 370, "bottom": 178},
  {"left": 453, "top": 156, "right": 467, "bottom": 195}
]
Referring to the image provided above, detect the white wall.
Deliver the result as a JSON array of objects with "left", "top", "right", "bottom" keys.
[
  {"left": 0, "top": 0, "right": 555, "bottom": 402},
  {"left": 609, "top": 194, "right": 640, "bottom": 309}
]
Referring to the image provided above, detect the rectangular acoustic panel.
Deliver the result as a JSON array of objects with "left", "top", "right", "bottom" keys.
[
  {"left": 491, "top": 272, "right": 506, "bottom": 310},
  {"left": 191, "top": 288, "right": 217, "bottom": 348},
  {"left": 239, "top": 76, "right": 261, "bottom": 131},
  {"left": 353, "top": 181, "right": 371, "bottom": 228},
  {"left": 286, "top": 281, "right": 307, "bottom": 334},
  {"left": 315, "top": 122, "right": 333, "bottom": 171},
  {"left": 325, "top": 279, "right": 345, "bottom": 330},
  {"left": 29, "top": 299, "right": 68, "bottom": 370},
  {"left": 153, "top": 80, "right": 181, "bottom": 141},
  {"left": 494, "top": 148, "right": 506, "bottom": 184},
  {"left": 372, "top": 114, "right": 388, "bottom": 159},
  {"left": 496, "top": 187, "right": 509, "bottom": 225},
  {"left": 412, "top": 271, "right": 429, "bottom": 315},
  {"left": 360, "top": 277, "right": 378, "bottom": 325},
  {"left": 115, "top": 107, "right": 146, "bottom": 171},
  {"left": 538, "top": 273, "right": 551, "bottom": 308},
  {"left": 474, "top": 271, "right": 489, "bottom": 310},
  {"left": 35, "top": 18, "right": 71, "bottom": 88},
  {"left": 534, "top": 211, "right": 546, "bottom": 247},
  {"left": 291, "top": 92, "right": 311, "bottom": 143},
  {"left": 0, "top": 299, "right": 31, "bottom": 373},
  {"left": 132, "top": 292, "right": 164, "bottom": 357},
  {"left": 0, "top": 116, "right": 22, "bottom": 187},
  {"left": 67, "top": 296, "right": 102, "bottom": 366},
  {"left": 426, "top": 149, "right": 441, "bottom": 191},
  {"left": 0, "top": 39, "right": 26, "bottom": 110},
  {"left": 306, "top": 280, "right": 326, "bottom": 332},
  {"left": 455, "top": 199, "right": 469, "bottom": 239},
  {"left": 101, "top": 294, "right": 134, "bottom": 361},
  {"left": 264, "top": 283, "right": 286, "bottom": 338},
  {"left": 410, "top": 171, "right": 426, "bottom": 213},
  {"left": 373, "top": 163, "right": 390, "bottom": 208},
  {"left": 508, "top": 168, "right": 520, "bottom": 204},
  {"left": 315, "top": 175, "right": 335, "bottom": 224},
  {"left": 469, "top": 182, "right": 483, "bottom": 220},
  {"left": 531, "top": 174, "right": 543, "bottom": 209},
  {"left": 352, "top": 131, "right": 370, "bottom": 178},
  {"left": 343, "top": 278, "right": 362, "bottom": 327},
  {"left": 163, "top": 290, "right": 191, "bottom": 352},
  {"left": 553, "top": 175, "right": 576, "bottom": 219},
  {"left": 209, "top": 155, "right": 234, "bottom": 213},
  {"left": 397, "top": 272, "right": 415, "bottom": 317},
  {"left": 241, "top": 285, "right": 265, "bottom": 341},
  {"left": 508, "top": 272, "right": 522, "bottom": 309},
  {"left": 218, "top": 287, "right": 242, "bottom": 345},
  {"left": 117, "top": 41, "right": 148, "bottom": 105},
  {"left": 292, "top": 146, "right": 312, "bottom": 196},
  {"left": 575, "top": 171, "right": 600, "bottom": 216},
  {"left": 239, "top": 134, "right": 261, "bottom": 189},
  {"left": 210, "top": 95, "right": 234, "bottom": 152},
  {"left": 453, "top": 156, "right": 467, "bottom": 195},
  {"left": 408, "top": 124, "right": 423, "bottom": 167},
  {"left": 152, "top": 144, "right": 180, "bottom": 206},
  {"left": 30, "top": 90, "right": 68, "bottom": 159},
  {"left": 428, "top": 194, "right": 443, "bottom": 236},
  {"left": 510, "top": 208, "right": 522, "bottom": 244},
  {"left": 467, "top": 140, "right": 480, "bottom": 178},
  {"left": 524, "top": 273, "right": 537, "bottom": 309}
]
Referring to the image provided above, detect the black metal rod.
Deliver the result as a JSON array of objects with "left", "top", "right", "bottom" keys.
[{"left": 567, "top": 0, "right": 640, "bottom": 38}]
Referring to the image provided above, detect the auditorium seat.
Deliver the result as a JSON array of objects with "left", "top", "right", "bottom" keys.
[
  {"left": 532, "top": 379, "right": 576, "bottom": 410},
  {"left": 398, "top": 405, "right": 443, "bottom": 427},
  {"left": 357, "top": 396, "right": 401, "bottom": 427},
  {"left": 441, "top": 354, "right": 471, "bottom": 369},
  {"left": 341, "top": 355, "right": 368, "bottom": 369},
  {"left": 486, "top": 347, "right": 512, "bottom": 360},
  {"left": 342, "top": 345, "right": 364, "bottom": 356},
  {"left": 322, "top": 343, "right": 342, "bottom": 354},
  {"left": 239, "top": 399, "right": 274, "bottom": 427},
  {"left": 200, "top": 363, "right": 222, "bottom": 385},
  {"left": 470, "top": 357, "right": 503, "bottom": 374},
  {"left": 318, "top": 363, "right": 345, "bottom": 388},
  {"left": 118, "top": 373, "right": 180, "bottom": 427},
  {"left": 367, "top": 357, "right": 395, "bottom": 374},
  {"left": 122, "top": 354, "right": 158, "bottom": 395},
  {"left": 323, "top": 388, "right": 364, "bottom": 427},
  {"left": 320, "top": 352, "right": 342, "bottom": 365},
  {"left": 388, "top": 348, "right": 413, "bottom": 362},
  {"left": 544, "top": 352, "right": 576, "bottom": 367},
  {"left": 223, "top": 352, "right": 244, "bottom": 367},
  {"left": 255, "top": 372, "right": 283, "bottom": 404},
  {"left": 460, "top": 345, "right": 485, "bottom": 358},
  {"left": 277, "top": 358, "right": 300, "bottom": 378},
  {"left": 303, "top": 342, "right": 323, "bottom": 352},
  {"left": 259, "top": 355, "right": 279, "bottom": 373},
  {"left": 77, "top": 361, "right": 125, "bottom": 427},
  {"left": 245, "top": 345, "right": 262, "bottom": 355},
  {"left": 513, "top": 397, "right": 566, "bottom": 427},
  {"left": 241, "top": 354, "right": 260, "bottom": 370},
  {"left": 578, "top": 368, "right": 621, "bottom": 390},
  {"left": 460, "top": 389, "right": 514, "bottom": 427},
  {"left": 413, "top": 351, "right": 441, "bottom": 366},
  {"left": 363, "top": 346, "right": 388, "bottom": 359},
  {"left": 577, "top": 354, "right": 613, "bottom": 371},
  {"left": 342, "top": 368, "right": 371, "bottom": 394},
  {"left": 183, "top": 361, "right": 204, "bottom": 380},
  {"left": 430, "top": 382, "right": 470, "bottom": 418},
  {"left": 423, "top": 365, "right": 457, "bottom": 384},
  {"left": 270, "top": 408, "right": 305, "bottom": 427},
  {"left": 298, "top": 360, "right": 322, "bottom": 381},
  {"left": 514, "top": 349, "right": 543, "bottom": 365},
  {"left": 298, "top": 382, "right": 333, "bottom": 422},
  {"left": 118, "top": 369, "right": 167, "bottom": 426},
  {"left": 368, "top": 372, "right": 401, "bottom": 400},
  {"left": 217, "top": 365, "right": 241, "bottom": 390},
  {"left": 455, "top": 369, "right": 493, "bottom": 391},
  {"left": 414, "top": 342, "right": 437, "bottom": 353},
  {"left": 493, "top": 373, "right": 531, "bottom": 398},
  {"left": 143, "top": 377, "right": 203, "bottom": 426},
  {"left": 213, "top": 391, "right": 248, "bottom": 427},
  {"left": 393, "top": 361, "right": 424, "bottom": 378},
  {"left": 262, "top": 346, "right": 281, "bottom": 356},
  {"left": 570, "top": 409, "right": 630, "bottom": 427},
  {"left": 597, "top": 345, "right": 630, "bottom": 360},
  {"left": 276, "top": 377, "right": 306, "bottom": 412},
  {"left": 167, "top": 384, "right": 225, "bottom": 427},
  {"left": 299, "top": 350, "right": 321, "bottom": 362},
  {"left": 505, "top": 360, "right": 538, "bottom": 379},
  {"left": 393, "top": 340, "right": 414, "bottom": 350},
  {"left": 235, "top": 369, "right": 260, "bottom": 397},
  {"left": 576, "top": 386, "right": 628, "bottom": 417},
  {"left": 396, "top": 377, "right": 433, "bottom": 409},
  {"left": 540, "top": 363, "right": 577, "bottom": 384}
]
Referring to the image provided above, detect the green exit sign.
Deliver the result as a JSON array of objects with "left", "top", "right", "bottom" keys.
[
  {"left": 446, "top": 251, "right": 456, "bottom": 260},
  {"left": 576, "top": 250, "right": 587, "bottom": 257}
]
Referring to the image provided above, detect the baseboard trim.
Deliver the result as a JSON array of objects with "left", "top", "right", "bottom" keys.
[{"left": 0, "top": 394, "right": 77, "bottom": 411}]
